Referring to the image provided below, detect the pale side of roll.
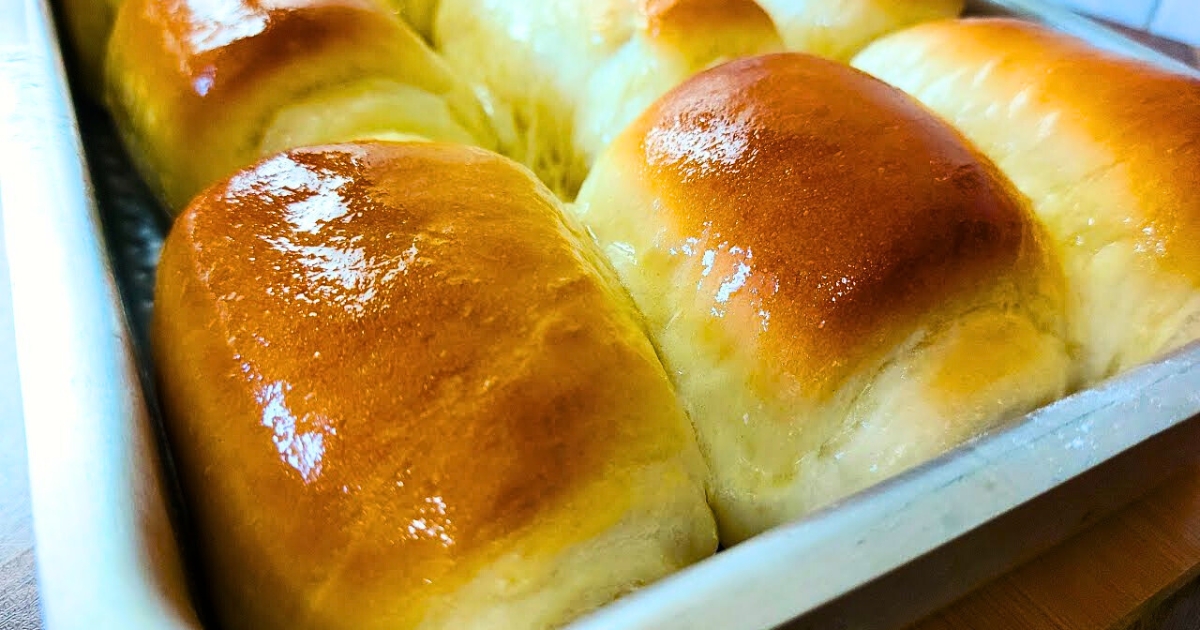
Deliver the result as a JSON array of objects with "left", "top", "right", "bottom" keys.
[
  {"left": 105, "top": 0, "right": 497, "bottom": 212},
  {"left": 853, "top": 18, "right": 1200, "bottom": 384},
  {"left": 432, "top": 0, "right": 784, "bottom": 197},
  {"left": 756, "top": 0, "right": 964, "bottom": 61},
  {"left": 576, "top": 53, "right": 1072, "bottom": 543},
  {"left": 152, "top": 141, "right": 717, "bottom": 630}
]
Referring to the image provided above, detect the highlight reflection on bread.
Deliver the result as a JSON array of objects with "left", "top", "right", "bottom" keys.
[
  {"left": 71, "top": 0, "right": 1200, "bottom": 624},
  {"left": 105, "top": 0, "right": 496, "bottom": 212},
  {"left": 853, "top": 18, "right": 1200, "bottom": 384},
  {"left": 152, "top": 142, "right": 716, "bottom": 630},
  {"left": 428, "top": 0, "right": 964, "bottom": 197},
  {"left": 85, "top": 0, "right": 969, "bottom": 208},
  {"left": 576, "top": 53, "right": 1073, "bottom": 543},
  {"left": 433, "top": 0, "right": 785, "bottom": 197}
]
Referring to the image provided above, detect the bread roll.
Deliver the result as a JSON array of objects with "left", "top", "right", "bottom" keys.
[
  {"left": 433, "top": 0, "right": 784, "bottom": 197},
  {"left": 57, "top": 0, "right": 124, "bottom": 98},
  {"left": 853, "top": 19, "right": 1200, "bottom": 384},
  {"left": 575, "top": 53, "right": 1072, "bottom": 543},
  {"left": 105, "top": 0, "right": 496, "bottom": 211},
  {"left": 152, "top": 141, "right": 716, "bottom": 630},
  {"left": 756, "top": 0, "right": 963, "bottom": 61}
]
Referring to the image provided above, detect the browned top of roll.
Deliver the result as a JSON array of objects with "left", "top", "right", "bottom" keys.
[
  {"left": 107, "top": 0, "right": 463, "bottom": 208},
  {"left": 617, "top": 53, "right": 1042, "bottom": 390},
  {"left": 900, "top": 18, "right": 1200, "bottom": 277},
  {"left": 114, "top": 0, "right": 402, "bottom": 103},
  {"left": 641, "top": 0, "right": 778, "bottom": 44},
  {"left": 153, "top": 142, "right": 687, "bottom": 623}
]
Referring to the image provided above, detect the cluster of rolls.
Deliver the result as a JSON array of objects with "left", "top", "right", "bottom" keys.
[{"left": 58, "top": 1, "right": 1200, "bottom": 629}]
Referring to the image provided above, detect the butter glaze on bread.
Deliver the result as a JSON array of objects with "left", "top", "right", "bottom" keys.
[
  {"left": 433, "top": 0, "right": 784, "bottom": 197},
  {"left": 853, "top": 18, "right": 1200, "bottom": 383},
  {"left": 576, "top": 53, "right": 1072, "bottom": 542},
  {"left": 106, "top": 0, "right": 495, "bottom": 211},
  {"left": 152, "top": 142, "right": 716, "bottom": 629}
]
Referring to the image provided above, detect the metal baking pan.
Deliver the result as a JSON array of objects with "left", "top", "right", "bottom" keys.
[{"left": 1, "top": 0, "right": 1197, "bottom": 628}]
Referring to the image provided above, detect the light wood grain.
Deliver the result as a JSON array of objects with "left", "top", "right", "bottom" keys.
[{"left": 914, "top": 465, "right": 1200, "bottom": 630}]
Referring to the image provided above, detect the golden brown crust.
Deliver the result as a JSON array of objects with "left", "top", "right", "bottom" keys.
[
  {"left": 852, "top": 18, "right": 1200, "bottom": 380},
  {"left": 107, "top": 0, "right": 403, "bottom": 206},
  {"left": 617, "top": 53, "right": 1041, "bottom": 391},
  {"left": 106, "top": 0, "right": 489, "bottom": 211},
  {"left": 111, "top": 0, "right": 407, "bottom": 125},
  {"left": 432, "top": 0, "right": 781, "bottom": 198},
  {"left": 133, "top": 0, "right": 378, "bottom": 85},
  {"left": 890, "top": 18, "right": 1200, "bottom": 278},
  {"left": 577, "top": 51, "right": 1067, "bottom": 540},
  {"left": 640, "top": 0, "right": 777, "bottom": 45},
  {"left": 153, "top": 142, "right": 699, "bottom": 628}
]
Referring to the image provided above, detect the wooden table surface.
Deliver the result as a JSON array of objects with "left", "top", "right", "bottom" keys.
[
  {"left": 0, "top": 15, "right": 1197, "bottom": 630},
  {"left": 913, "top": 465, "right": 1200, "bottom": 630}
]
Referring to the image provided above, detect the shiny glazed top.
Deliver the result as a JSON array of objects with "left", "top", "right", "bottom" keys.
[
  {"left": 883, "top": 18, "right": 1200, "bottom": 278},
  {"left": 617, "top": 53, "right": 1042, "bottom": 390},
  {"left": 115, "top": 0, "right": 394, "bottom": 94},
  {"left": 152, "top": 142, "right": 689, "bottom": 626},
  {"left": 106, "top": 0, "right": 477, "bottom": 210}
]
